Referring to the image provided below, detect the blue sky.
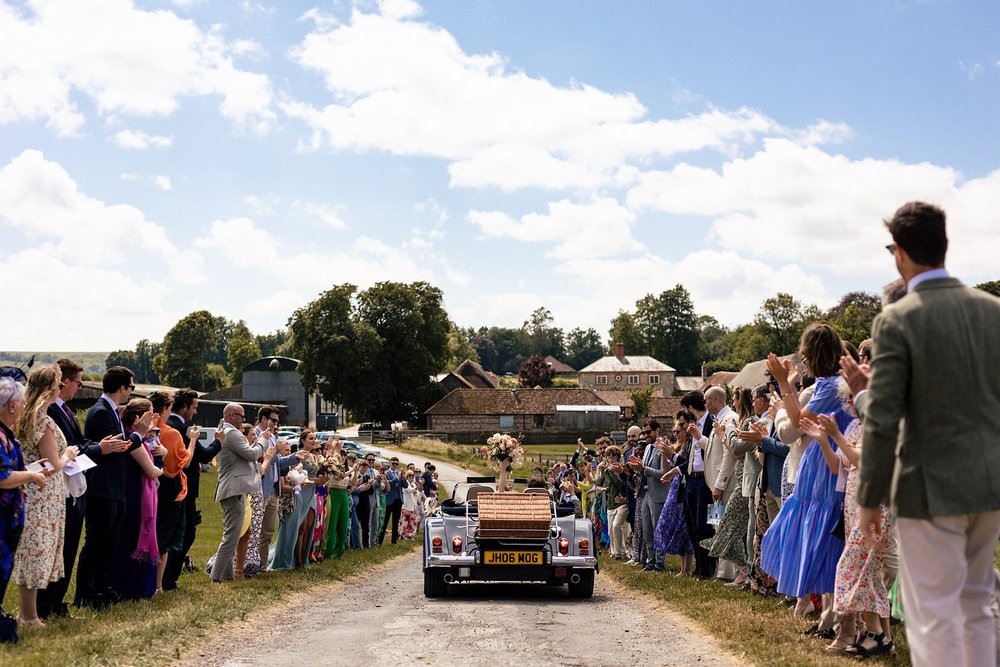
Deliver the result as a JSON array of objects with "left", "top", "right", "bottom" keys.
[{"left": 1, "top": 0, "right": 998, "bottom": 350}]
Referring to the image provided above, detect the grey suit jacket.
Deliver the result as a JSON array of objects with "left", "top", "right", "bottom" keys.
[
  {"left": 858, "top": 277, "right": 1000, "bottom": 518},
  {"left": 215, "top": 427, "right": 268, "bottom": 502},
  {"left": 732, "top": 416, "right": 769, "bottom": 498},
  {"left": 639, "top": 442, "right": 669, "bottom": 504}
]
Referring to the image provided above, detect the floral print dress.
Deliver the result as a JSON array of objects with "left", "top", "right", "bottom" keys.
[
  {"left": 12, "top": 415, "right": 66, "bottom": 589},
  {"left": 833, "top": 422, "right": 892, "bottom": 617}
]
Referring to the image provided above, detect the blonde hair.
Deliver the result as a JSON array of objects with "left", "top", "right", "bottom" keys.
[{"left": 16, "top": 365, "right": 61, "bottom": 442}]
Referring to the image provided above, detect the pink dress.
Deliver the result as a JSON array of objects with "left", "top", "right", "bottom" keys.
[{"left": 833, "top": 421, "right": 892, "bottom": 617}]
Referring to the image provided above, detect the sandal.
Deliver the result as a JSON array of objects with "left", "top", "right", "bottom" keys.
[
  {"left": 17, "top": 617, "right": 46, "bottom": 629},
  {"left": 848, "top": 631, "right": 893, "bottom": 659},
  {"left": 823, "top": 637, "right": 855, "bottom": 654}
]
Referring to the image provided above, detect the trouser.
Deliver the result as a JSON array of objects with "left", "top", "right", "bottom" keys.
[
  {"left": 683, "top": 477, "right": 715, "bottom": 578},
  {"left": 324, "top": 488, "right": 350, "bottom": 559},
  {"left": 38, "top": 495, "right": 85, "bottom": 617},
  {"left": 897, "top": 510, "right": 1000, "bottom": 667},
  {"left": 765, "top": 489, "right": 781, "bottom": 523},
  {"left": 640, "top": 493, "right": 665, "bottom": 569},
  {"left": 745, "top": 494, "right": 756, "bottom": 568},
  {"left": 76, "top": 496, "right": 125, "bottom": 605},
  {"left": 213, "top": 495, "right": 246, "bottom": 582},
  {"left": 368, "top": 499, "right": 380, "bottom": 547},
  {"left": 162, "top": 496, "right": 195, "bottom": 590},
  {"left": 882, "top": 526, "right": 899, "bottom": 593},
  {"left": 379, "top": 499, "right": 403, "bottom": 545},
  {"left": 350, "top": 496, "right": 361, "bottom": 548},
  {"left": 607, "top": 504, "right": 631, "bottom": 557},
  {"left": 357, "top": 497, "right": 371, "bottom": 548},
  {"left": 259, "top": 493, "right": 279, "bottom": 568}
]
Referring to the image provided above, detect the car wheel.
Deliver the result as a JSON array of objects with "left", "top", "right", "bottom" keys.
[
  {"left": 424, "top": 569, "right": 448, "bottom": 598},
  {"left": 568, "top": 570, "right": 594, "bottom": 598}
]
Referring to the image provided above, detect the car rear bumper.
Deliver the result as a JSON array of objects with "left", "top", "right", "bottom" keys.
[{"left": 425, "top": 554, "right": 597, "bottom": 568}]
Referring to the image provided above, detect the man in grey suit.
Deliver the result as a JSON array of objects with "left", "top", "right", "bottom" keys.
[
  {"left": 854, "top": 202, "right": 1000, "bottom": 667},
  {"left": 212, "top": 403, "right": 272, "bottom": 582},
  {"left": 628, "top": 419, "right": 669, "bottom": 572}
]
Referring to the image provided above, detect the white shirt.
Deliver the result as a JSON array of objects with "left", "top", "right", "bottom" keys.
[
  {"left": 690, "top": 412, "right": 708, "bottom": 473},
  {"left": 907, "top": 267, "right": 950, "bottom": 293}
]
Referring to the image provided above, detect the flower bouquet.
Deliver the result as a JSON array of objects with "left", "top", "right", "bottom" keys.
[
  {"left": 483, "top": 433, "right": 524, "bottom": 490},
  {"left": 317, "top": 453, "right": 346, "bottom": 480}
]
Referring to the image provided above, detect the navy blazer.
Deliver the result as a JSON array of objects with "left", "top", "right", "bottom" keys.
[
  {"left": 166, "top": 414, "right": 221, "bottom": 501},
  {"left": 757, "top": 436, "right": 789, "bottom": 499},
  {"left": 46, "top": 402, "right": 104, "bottom": 463},
  {"left": 83, "top": 397, "right": 141, "bottom": 501}
]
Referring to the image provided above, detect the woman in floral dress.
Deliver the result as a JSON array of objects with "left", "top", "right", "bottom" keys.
[
  {"left": 654, "top": 421, "right": 693, "bottom": 575},
  {"left": 801, "top": 413, "right": 895, "bottom": 657},
  {"left": 12, "top": 366, "right": 77, "bottom": 627}
]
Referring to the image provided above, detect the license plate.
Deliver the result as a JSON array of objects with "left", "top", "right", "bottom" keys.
[{"left": 483, "top": 551, "right": 543, "bottom": 565}]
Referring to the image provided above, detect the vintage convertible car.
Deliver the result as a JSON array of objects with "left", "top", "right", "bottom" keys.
[{"left": 422, "top": 477, "right": 598, "bottom": 598}]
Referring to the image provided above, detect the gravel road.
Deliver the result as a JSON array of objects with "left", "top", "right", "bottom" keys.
[
  {"left": 181, "top": 442, "right": 741, "bottom": 667},
  {"left": 182, "top": 550, "right": 740, "bottom": 667}
]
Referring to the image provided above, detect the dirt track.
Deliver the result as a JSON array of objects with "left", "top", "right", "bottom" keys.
[{"left": 182, "top": 550, "right": 740, "bottom": 667}]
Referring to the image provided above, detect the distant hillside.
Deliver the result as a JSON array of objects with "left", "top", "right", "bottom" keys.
[{"left": 0, "top": 351, "right": 110, "bottom": 376}]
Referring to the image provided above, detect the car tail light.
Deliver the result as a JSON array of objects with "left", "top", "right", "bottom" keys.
[
  {"left": 452, "top": 537, "right": 463, "bottom": 553},
  {"left": 578, "top": 538, "right": 589, "bottom": 555},
  {"left": 558, "top": 538, "right": 569, "bottom": 555},
  {"left": 432, "top": 536, "right": 443, "bottom": 553}
]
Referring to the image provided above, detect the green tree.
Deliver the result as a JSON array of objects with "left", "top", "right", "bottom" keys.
[
  {"left": 442, "top": 322, "right": 480, "bottom": 371},
  {"left": 105, "top": 349, "right": 138, "bottom": 372},
  {"left": 521, "top": 307, "right": 565, "bottom": 358},
  {"left": 630, "top": 387, "right": 653, "bottom": 419},
  {"left": 256, "top": 329, "right": 288, "bottom": 358},
  {"left": 519, "top": 354, "right": 553, "bottom": 388},
  {"left": 203, "top": 363, "right": 231, "bottom": 392},
  {"left": 976, "top": 280, "right": 1000, "bottom": 297},
  {"left": 634, "top": 285, "right": 701, "bottom": 375},
  {"left": 607, "top": 310, "right": 646, "bottom": 356},
  {"left": 564, "top": 327, "right": 604, "bottom": 370},
  {"left": 288, "top": 282, "right": 451, "bottom": 426},
  {"left": 227, "top": 321, "right": 261, "bottom": 384},
  {"left": 470, "top": 333, "right": 498, "bottom": 371},
  {"left": 153, "top": 310, "right": 221, "bottom": 390},
  {"left": 486, "top": 326, "right": 530, "bottom": 374},
  {"left": 754, "top": 293, "right": 814, "bottom": 356}
]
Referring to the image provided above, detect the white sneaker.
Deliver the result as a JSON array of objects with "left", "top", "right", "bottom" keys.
[{"left": 623, "top": 559, "right": 637, "bottom": 566}]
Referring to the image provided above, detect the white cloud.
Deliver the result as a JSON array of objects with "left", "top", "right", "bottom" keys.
[
  {"left": 112, "top": 129, "right": 173, "bottom": 150},
  {"left": 0, "top": 0, "right": 275, "bottom": 135},
  {"left": 294, "top": 201, "right": 347, "bottom": 230},
  {"left": 120, "top": 172, "right": 140, "bottom": 181},
  {"left": 152, "top": 175, "right": 172, "bottom": 191},
  {"left": 625, "top": 138, "right": 1000, "bottom": 281},
  {"left": 282, "top": 4, "right": 786, "bottom": 192},
  {"left": 960, "top": 61, "right": 983, "bottom": 81},
  {"left": 0, "top": 150, "right": 201, "bottom": 283},
  {"left": 468, "top": 197, "right": 642, "bottom": 260}
]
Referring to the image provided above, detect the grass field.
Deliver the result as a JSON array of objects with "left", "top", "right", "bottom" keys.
[
  {"left": 1, "top": 472, "right": 420, "bottom": 666},
  {"left": 602, "top": 554, "right": 911, "bottom": 666}
]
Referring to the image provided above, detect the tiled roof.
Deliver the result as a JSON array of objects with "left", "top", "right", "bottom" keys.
[
  {"left": 578, "top": 355, "right": 675, "bottom": 373},
  {"left": 424, "top": 387, "right": 609, "bottom": 415},
  {"left": 649, "top": 396, "right": 684, "bottom": 419},
  {"left": 698, "top": 371, "right": 739, "bottom": 392},
  {"left": 674, "top": 376, "right": 703, "bottom": 392},
  {"left": 543, "top": 355, "right": 577, "bottom": 373}
]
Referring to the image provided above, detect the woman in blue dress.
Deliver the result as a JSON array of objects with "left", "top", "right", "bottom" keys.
[
  {"left": 269, "top": 430, "right": 320, "bottom": 570},
  {"left": 654, "top": 414, "right": 694, "bottom": 576},
  {"left": 761, "top": 324, "right": 851, "bottom": 599}
]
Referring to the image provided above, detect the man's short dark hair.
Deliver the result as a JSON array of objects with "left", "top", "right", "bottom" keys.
[
  {"left": 174, "top": 388, "right": 199, "bottom": 412},
  {"left": 675, "top": 409, "right": 696, "bottom": 424},
  {"left": 103, "top": 366, "right": 134, "bottom": 394},
  {"left": 644, "top": 418, "right": 660, "bottom": 432},
  {"left": 885, "top": 201, "right": 948, "bottom": 266},
  {"left": 680, "top": 390, "right": 706, "bottom": 412},
  {"left": 257, "top": 405, "right": 279, "bottom": 422},
  {"left": 56, "top": 358, "right": 84, "bottom": 380},
  {"left": 752, "top": 384, "right": 770, "bottom": 401}
]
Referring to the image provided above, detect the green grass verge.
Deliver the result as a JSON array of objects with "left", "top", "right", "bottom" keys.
[
  {"left": 1, "top": 473, "right": 420, "bottom": 666},
  {"left": 601, "top": 554, "right": 911, "bottom": 666}
]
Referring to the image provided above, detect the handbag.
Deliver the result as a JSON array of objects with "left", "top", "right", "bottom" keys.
[
  {"left": 0, "top": 605, "right": 17, "bottom": 644},
  {"left": 830, "top": 511, "right": 846, "bottom": 540}
]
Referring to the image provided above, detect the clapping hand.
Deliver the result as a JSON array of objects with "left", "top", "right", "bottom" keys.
[
  {"left": 686, "top": 423, "right": 701, "bottom": 440},
  {"left": 134, "top": 410, "right": 155, "bottom": 437},
  {"left": 765, "top": 353, "right": 793, "bottom": 386},
  {"left": 816, "top": 414, "right": 842, "bottom": 438},
  {"left": 99, "top": 435, "right": 129, "bottom": 455},
  {"left": 839, "top": 354, "right": 870, "bottom": 396},
  {"left": 627, "top": 454, "right": 643, "bottom": 471},
  {"left": 797, "top": 417, "right": 824, "bottom": 443},
  {"left": 737, "top": 428, "right": 763, "bottom": 445},
  {"left": 66, "top": 445, "right": 79, "bottom": 462}
]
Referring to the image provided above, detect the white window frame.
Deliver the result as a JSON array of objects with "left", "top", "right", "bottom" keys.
[
  {"left": 649, "top": 375, "right": 660, "bottom": 385},
  {"left": 628, "top": 375, "right": 639, "bottom": 385},
  {"left": 596, "top": 375, "right": 608, "bottom": 385}
]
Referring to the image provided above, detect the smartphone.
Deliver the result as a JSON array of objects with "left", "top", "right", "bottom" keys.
[
  {"left": 187, "top": 425, "right": 199, "bottom": 437},
  {"left": 218, "top": 419, "right": 226, "bottom": 430}
]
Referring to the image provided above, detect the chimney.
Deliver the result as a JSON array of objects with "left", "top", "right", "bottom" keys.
[{"left": 614, "top": 342, "right": 625, "bottom": 359}]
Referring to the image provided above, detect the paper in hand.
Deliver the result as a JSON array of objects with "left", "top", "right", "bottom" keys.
[
  {"left": 26, "top": 460, "right": 55, "bottom": 474},
  {"left": 64, "top": 454, "right": 97, "bottom": 476}
]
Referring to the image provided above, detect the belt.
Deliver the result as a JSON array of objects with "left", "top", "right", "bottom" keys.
[{"left": 687, "top": 471, "right": 705, "bottom": 478}]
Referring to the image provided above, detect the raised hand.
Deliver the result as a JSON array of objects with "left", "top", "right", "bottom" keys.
[
  {"left": 797, "top": 416, "right": 824, "bottom": 443},
  {"left": 839, "top": 355, "right": 870, "bottom": 395},
  {"left": 817, "top": 414, "right": 842, "bottom": 438},
  {"left": 99, "top": 435, "right": 129, "bottom": 455},
  {"left": 135, "top": 410, "right": 155, "bottom": 437},
  {"left": 766, "top": 353, "right": 789, "bottom": 385}
]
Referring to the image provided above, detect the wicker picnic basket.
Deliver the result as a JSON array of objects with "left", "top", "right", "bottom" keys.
[{"left": 476, "top": 492, "right": 552, "bottom": 539}]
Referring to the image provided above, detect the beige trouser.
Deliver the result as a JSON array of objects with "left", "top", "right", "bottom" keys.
[
  {"left": 608, "top": 504, "right": 631, "bottom": 557},
  {"left": 897, "top": 510, "right": 1000, "bottom": 667},
  {"left": 258, "top": 493, "right": 279, "bottom": 569}
]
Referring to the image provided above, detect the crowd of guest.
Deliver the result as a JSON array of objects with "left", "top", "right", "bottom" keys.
[
  {"left": 551, "top": 325, "right": 901, "bottom": 660},
  {"left": 0, "top": 361, "right": 437, "bottom": 638}
]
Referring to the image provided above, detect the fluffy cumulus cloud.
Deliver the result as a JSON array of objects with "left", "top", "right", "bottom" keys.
[
  {"left": 468, "top": 197, "right": 641, "bottom": 260},
  {"left": 112, "top": 129, "right": 174, "bottom": 150},
  {"left": 0, "top": 150, "right": 201, "bottom": 281},
  {"left": 282, "top": 2, "right": 783, "bottom": 192},
  {"left": 0, "top": 0, "right": 275, "bottom": 135},
  {"left": 626, "top": 139, "right": 1000, "bottom": 280}
]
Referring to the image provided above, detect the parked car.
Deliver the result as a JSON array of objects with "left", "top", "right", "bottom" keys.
[
  {"left": 422, "top": 477, "right": 598, "bottom": 598},
  {"left": 277, "top": 426, "right": 302, "bottom": 438},
  {"left": 357, "top": 422, "right": 383, "bottom": 435}
]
